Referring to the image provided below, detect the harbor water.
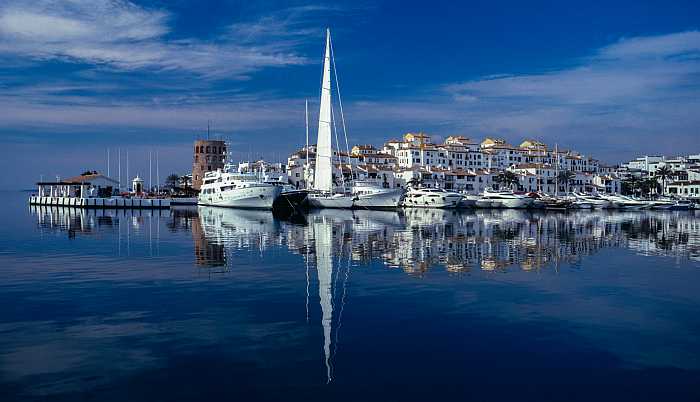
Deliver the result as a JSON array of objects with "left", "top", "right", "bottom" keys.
[{"left": 1, "top": 191, "right": 699, "bottom": 401}]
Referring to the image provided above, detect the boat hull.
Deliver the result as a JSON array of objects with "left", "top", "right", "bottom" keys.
[
  {"left": 198, "top": 186, "right": 282, "bottom": 209},
  {"left": 353, "top": 189, "right": 403, "bottom": 209},
  {"left": 458, "top": 196, "right": 478, "bottom": 208},
  {"left": 306, "top": 194, "right": 354, "bottom": 209},
  {"left": 402, "top": 194, "right": 462, "bottom": 209},
  {"left": 501, "top": 198, "right": 531, "bottom": 209},
  {"left": 273, "top": 190, "right": 309, "bottom": 211}
]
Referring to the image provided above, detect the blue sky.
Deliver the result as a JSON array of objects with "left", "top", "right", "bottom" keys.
[{"left": 1, "top": 0, "right": 699, "bottom": 188}]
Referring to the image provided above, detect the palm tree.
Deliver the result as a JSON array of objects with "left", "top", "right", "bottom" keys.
[
  {"left": 655, "top": 165, "right": 672, "bottom": 196},
  {"left": 495, "top": 171, "right": 519, "bottom": 190},
  {"left": 557, "top": 170, "right": 575, "bottom": 193},
  {"left": 623, "top": 176, "right": 642, "bottom": 196}
]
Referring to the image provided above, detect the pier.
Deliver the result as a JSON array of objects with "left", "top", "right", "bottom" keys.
[{"left": 29, "top": 195, "right": 171, "bottom": 209}]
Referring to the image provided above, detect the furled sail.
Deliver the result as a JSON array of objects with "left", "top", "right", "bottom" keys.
[{"left": 314, "top": 29, "right": 333, "bottom": 193}]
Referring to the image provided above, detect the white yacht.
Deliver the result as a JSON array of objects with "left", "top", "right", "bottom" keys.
[
  {"left": 306, "top": 29, "right": 354, "bottom": 209},
  {"left": 352, "top": 181, "right": 404, "bottom": 209},
  {"left": 401, "top": 187, "right": 462, "bottom": 208},
  {"left": 570, "top": 199, "right": 594, "bottom": 209},
  {"left": 475, "top": 190, "right": 531, "bottom": 209},
  {"left": 307, "top": 192, "right": 354, "bottom": 209},
  {"left": 198, "top": 169, "right": 282, "bottom": 209},
  {"left": 458, "top": 193, "right": 479, "bottom": 208},
  {"left": 602, "top": 195, "right": 651, "bottom": 210},
  {"left": 572, "top": 193, "right": 613, "bottom": 209}
]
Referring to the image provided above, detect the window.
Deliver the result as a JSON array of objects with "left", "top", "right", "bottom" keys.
[{"left": 206, "top": 146, "right": 210, "bottom": 153}]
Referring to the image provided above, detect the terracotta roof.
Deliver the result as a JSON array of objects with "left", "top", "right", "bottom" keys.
[{"left": 63, "top": 172, "right": 118, "bottom": 184}]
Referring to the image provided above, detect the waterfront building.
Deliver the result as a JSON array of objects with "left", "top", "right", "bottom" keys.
[
  {"left": 592, "top": 174, "right": 622, "bottom": 194},
  {"left": 192, "top": 139, "right": 226, "bottom": 190},
  {"left": 283, "top": 131, "right": 695, "bottom": 197},
  {"left": 666, "top": 181, "right": 700, "bottom": 198},
  {"left": 36, "top": 171, "right": 119, "bottom": 198}
]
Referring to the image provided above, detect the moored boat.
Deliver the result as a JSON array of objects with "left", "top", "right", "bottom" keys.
[
  {"left": 475, "top": 190, "right": 532, "bottom": 209},
  {"left": 401, "top": 187, "right": 462, "bottom": 208},
  {"left": 351, "top": 182, "right": 404, "bottom": 209},
  {"left": 198, "top": 169, "right": 282, "bottom": 209}
]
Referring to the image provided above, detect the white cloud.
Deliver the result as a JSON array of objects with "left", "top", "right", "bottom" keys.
[
  {"left": 445, "top": 31, "right": 700, "bottom": 105},
  {"left": 0, "top": 0, "right": 310, "bottom": 77}
]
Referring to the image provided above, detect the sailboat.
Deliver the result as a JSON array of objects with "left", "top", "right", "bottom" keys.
[
  {"left": 305, "top": 29, "right": 356, "bottom": 209},
  {"left": 271, "top": 101, "right": 311, "bottom": 215}
]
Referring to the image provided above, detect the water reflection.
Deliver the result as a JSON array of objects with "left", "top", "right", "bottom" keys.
[
  {"left": 27, "top": 205, "right": 700, "bottom": 385},
  {"left": 29, "top": 204, "right": 700, "bottom": 278}
]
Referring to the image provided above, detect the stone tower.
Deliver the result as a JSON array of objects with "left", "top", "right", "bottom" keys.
[{"left": 192, "top": 139, "right": 226, "bottom": 190}]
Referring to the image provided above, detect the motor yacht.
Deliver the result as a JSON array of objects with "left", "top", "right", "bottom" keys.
[
  {"left": 572, "top": 193, "right": 613, "bottom": 209},
  {"left": 401, "top": 187, "right": 462, "bottom": 208},
  {"left": 603, "top": 195, "right": 652, "bottom": 210},
  {"left": 475, "top": 190, "right": 531, "bottom": 209},
  {"left": 351, "top": 181, "right": 404, "bottom": 209},
  {"left": 458, "top": 193, "right": 479, "bottom": 208},
  {"left": 307, "top": 191, "right": 354, "bottom": 209},
  {"left": 198, "top": 169, "right": 282, "bottom": 209}
]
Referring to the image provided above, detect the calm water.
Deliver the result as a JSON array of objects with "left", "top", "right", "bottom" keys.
[{"left": 1, "top": 191, "right": 699, "bottom": 401}]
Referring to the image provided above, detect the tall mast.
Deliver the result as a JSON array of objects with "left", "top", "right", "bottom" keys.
[
  {"left": 554, "top": 144, "right": 559, "bottom": 197},
  {"left": 313, "top": 28, "right": 333, "bottom": 193},
  {"left": 107, "top": 149, "right": 110, "bottom": 177},
  {"left": 149, "top": 151, "right": 152, "bottom": 193},
  {"left": 118, "top": 148, "right": 121, "bottom": 192},
  {"left": 126, "top": 150, "right": 129, "bottom": 191},
  {"left": 305, "top": 99, "right": 310, "bottom": 190},
  {"left": 156, "top": 150, "right": 160, "bottom": 194},
  {"left": 329, "top": 33, "right": 353, "bottom": 187}
]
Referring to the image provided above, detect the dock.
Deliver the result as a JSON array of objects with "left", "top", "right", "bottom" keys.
[{"left": 29, "top": 196, "right": 171, "bottom": 209}]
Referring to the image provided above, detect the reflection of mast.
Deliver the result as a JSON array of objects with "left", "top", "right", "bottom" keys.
[
  {"left": 305, "top": 240, "right": 310, "bottom": 323},
  {"left": 314, "top": 216, "right": 334, "bottom": 383}
]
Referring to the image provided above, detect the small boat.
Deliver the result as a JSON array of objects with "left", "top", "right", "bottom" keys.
[
  {"left": 307, "top": 191, "right": 354, "bottom": 209},
  {"left": 475, "top": 190, "right": 531, "bottom": 209},
  {"left": 538, "top": 196, "right": 573, "bottom": 210},
  {"left": 669, "top": 200, "right": 695, "bottom": 211},
  {"left": 604, "top": 195, "right": 652, "bottom": 210},
  {"left": 401, "top": 187, "right": 462, "bottom": 208},
  {"left": 351, "top": 181, "right": 404, "bottom": 209},
  {"left": 458, "top": 193, "right": 479, "bottom": 208},
  {"left": 572, "top": 193, "right": 613, "bottom": 209},
  {"left": 272, "top": 187, "right": 309, "bottom": 212}
]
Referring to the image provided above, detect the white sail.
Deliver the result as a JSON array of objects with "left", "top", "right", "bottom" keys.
[
  {"left": 314, "top": 29, "right": 333, "bottom": 193},
  {"left": 314, "top": 216, "right": 334, "bottom": 383}
]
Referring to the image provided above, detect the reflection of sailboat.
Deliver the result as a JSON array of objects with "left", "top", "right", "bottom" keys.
[{"left": 313, "top": 214, "right": 335, "bottom": 383}]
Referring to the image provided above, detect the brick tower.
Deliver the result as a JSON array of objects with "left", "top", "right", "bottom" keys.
[{"left": 192, "top": 139, "right": 226, "bottom": 190}]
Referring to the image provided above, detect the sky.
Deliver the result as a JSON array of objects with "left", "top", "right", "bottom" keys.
[{"left": 1, "top": 0, "right": 699, "bottom": 189}]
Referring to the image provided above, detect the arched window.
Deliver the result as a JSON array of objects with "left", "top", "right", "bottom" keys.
[{"left": 206, "top": 146, "right": 210, "bottom": 153}]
